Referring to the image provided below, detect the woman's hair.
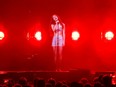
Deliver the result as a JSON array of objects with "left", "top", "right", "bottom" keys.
[{"left": 51, "top": 14, "right": 64, "bottom": 29}]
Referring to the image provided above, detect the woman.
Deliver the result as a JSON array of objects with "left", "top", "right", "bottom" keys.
[{"left": 51, "top": 14, "right": 65, "bottom": 71}]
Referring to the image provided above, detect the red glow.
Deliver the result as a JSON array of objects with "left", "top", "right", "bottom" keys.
[
  {"left": 72, "top": 31, "right": 80, "bottom": 40},
  {"left": 105, "top": 31, "right": 114, "bottom": 40},
  {"left": 27, "top": 23, "right": 46, "bottom": 47},
  {"left": 34, "top": 31, "right": 42, "bottom": 41},
  {"left": 112, "top": 75, "right": 116, "bottom": 78}
]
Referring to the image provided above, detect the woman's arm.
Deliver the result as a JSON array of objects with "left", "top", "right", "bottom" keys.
[
  {"left": 63, "top": 23, "right": 65, "bottom": 46},
  {"left": 51, "top": 24, "right": 55, "bottom": 32}
]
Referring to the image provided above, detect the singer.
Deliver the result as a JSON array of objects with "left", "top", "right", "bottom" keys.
[{"left": 51, "top": 14, "right": 65, "bottom": 71}]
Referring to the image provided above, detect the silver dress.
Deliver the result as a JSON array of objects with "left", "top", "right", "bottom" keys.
[{"left": 52, "top": 23, "right": 64, "bottom": 46}]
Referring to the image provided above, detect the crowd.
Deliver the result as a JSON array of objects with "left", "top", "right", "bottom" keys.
[{"left": 0, "top": 74, "right": 115, "bottom": 87}]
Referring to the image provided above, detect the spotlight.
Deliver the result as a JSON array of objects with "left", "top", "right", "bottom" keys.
[
  {"left": 34, "top": 31, "right": 42, "bottom": 41},
  {"left": 105, "top": 31, "right": 114, "bottom": 40},
  {"left": 0, "top": 31, "right": 5, "bottom": 40},
  {"left": 72, "top": 31, "right": 80, "bottom": 40}
]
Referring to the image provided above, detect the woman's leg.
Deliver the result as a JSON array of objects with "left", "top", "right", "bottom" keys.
[
  {"left": 57, "top": 46, "right": 63, "bottom": 71},
  {"left": 59, "top": 46, "right": 63, "bottom": 64},
  {"left": 53, "top": 46, "right": 58, "bottom": 70},
  {"left": 53, "top": 45, "right": 63, "bottom": 71},
  {"left": 53, "top": 46, "right": 57, "bottom": 63}
]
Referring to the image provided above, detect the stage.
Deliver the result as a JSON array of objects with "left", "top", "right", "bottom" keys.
[{"left": 0, "top": 69, "right": 115, "bottom": 84}]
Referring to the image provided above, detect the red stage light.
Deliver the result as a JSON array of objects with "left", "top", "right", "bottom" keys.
[
  {"left": 0, "top": 31, "right": 5, "bottom": 40},
  {"left": 72, "top": 31, "right": 80, "bottom": 40},
  {"left": 34, "top": 31, "right": 42, "bottom": 41},
  {"left": 105, "top": 31, "right": 114, "bottom": 40}
]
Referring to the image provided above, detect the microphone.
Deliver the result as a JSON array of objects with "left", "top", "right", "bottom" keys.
[{"left": 56, "top": 21, "right": 59, "bottom": 24}]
